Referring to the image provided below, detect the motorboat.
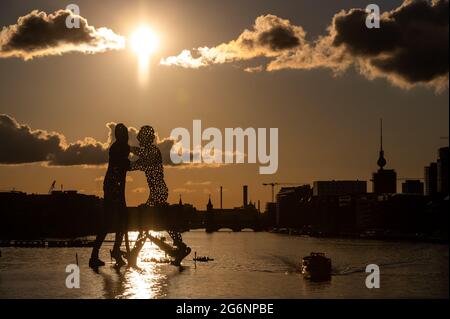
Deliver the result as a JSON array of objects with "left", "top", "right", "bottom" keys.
[{"left": 301, "top": 252, "right": 332, "bottom": 281}]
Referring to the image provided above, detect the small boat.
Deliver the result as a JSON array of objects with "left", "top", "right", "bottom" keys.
[
  {"left": 301, "top": 252, "right": 332, "bottom": 281},
  {"left": 193, "top": 252, "right": 214, "bottom": 262},
  {"left": 193, "top": 256, "right": 214, "bottom": 262}
]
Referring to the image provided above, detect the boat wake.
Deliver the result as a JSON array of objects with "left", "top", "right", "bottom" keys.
[
  {"left": 332, "top": 260, "right": 420, "bottom": 276},
  {"left": 271, "top": 254, "right": 424, "bottom": 277},
  {"left": 271, "top": 255, "right": 301, "bottom": 273}
]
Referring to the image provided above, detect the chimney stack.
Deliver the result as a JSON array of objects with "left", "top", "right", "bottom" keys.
[{"left": 243, "top": 185, "right": 248, "bottom": 207}]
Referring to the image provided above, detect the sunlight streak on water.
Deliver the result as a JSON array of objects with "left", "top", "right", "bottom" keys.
[{"left": 116, "top": 231, "right": 168, "bottom": 299}]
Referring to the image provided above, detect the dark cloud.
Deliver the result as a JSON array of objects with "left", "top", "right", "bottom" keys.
[
  {"left": 0, "top": 9, "right": 124, "bottom": 60},
  {"left": 258, "top": 26, "right": 301, "bottom": 51},
  {"left": 0, "top": 114, "right": 107, "bottom": 166},
  {"left": 332, "top": 10, "right": 400, "bottom": 56},
  {"left": 47, "top": 139, "right": 108, "bottom": 166},
  {"left": 331, "top": 0, "right": 449, "bottom": 87},
  {"left": 0, "top": 114, "right": 62, "bottom": 164}
]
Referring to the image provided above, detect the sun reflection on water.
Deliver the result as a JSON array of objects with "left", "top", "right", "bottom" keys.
[{"left": 116, "top": 231, "right": 169, "bottom": 299}]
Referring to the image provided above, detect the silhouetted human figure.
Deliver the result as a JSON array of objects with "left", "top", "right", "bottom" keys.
[
  {"left": 90, "top": 123, "right": 130, "bottom": 268},
  {"left": 129, "top": 126, "right": 190, "bottom": 264},
  {"left": 131, "top": 126, "right": 168, "bottom": 207}
]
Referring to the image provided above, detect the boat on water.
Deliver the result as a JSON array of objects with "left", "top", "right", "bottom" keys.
[
  {"left": 301, "top": 252, "right": 332, "bottom": 281},
  {"left": 193, "top": 252, "right": 214, "bottom": 262},
  {"left": 193, "top": 256, "right": 214, "bottom": 262}
]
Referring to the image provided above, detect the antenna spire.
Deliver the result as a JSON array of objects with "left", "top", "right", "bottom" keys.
[
  {"left": 377, "top": 118, "right": 387, "bottom": 169},
  {"left": 380, "top": 118, "right": 383, "bottom": 151}
]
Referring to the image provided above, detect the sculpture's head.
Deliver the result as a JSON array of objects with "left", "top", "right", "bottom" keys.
[
  {"left": 137, "top": 125, "right": 155, "bottom": 146},
  {"left": 115, "top": 123, "right": 129, "bottom": 143}
]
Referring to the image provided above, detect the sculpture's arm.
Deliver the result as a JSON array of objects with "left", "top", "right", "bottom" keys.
[{"left": 130, "top": 157, "right": 145, "bottom": 171}]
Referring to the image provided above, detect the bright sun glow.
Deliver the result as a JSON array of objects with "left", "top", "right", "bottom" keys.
[
  {"left": 130, "top": 26, "right": 159, "bottom": 85},
  {"left": 130, "top": 26, "right": 159, "bottom": 58}
]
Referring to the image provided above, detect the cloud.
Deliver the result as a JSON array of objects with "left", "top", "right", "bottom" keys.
[
  {"left": 48, "top": 137, "right": 108, "bottom": 166},
  {"left": 161, "top": 1, "right": 449, "bottom": 90},
  {"left": 160, "top": 14, "right": 306, "bottom": 68},
  {"left": 0, "top": 9, "right": 125, "bottom": 60},
  {"left": 320, "top": 0, "right": 449, "bottom": 90},
  {"left": 0, "top": 114, "right": 107, "bottom": 165}
]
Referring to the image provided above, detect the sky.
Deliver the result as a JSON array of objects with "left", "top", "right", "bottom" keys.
[{"left": 0, "top": 0, "right": 448, "bottom": 209}]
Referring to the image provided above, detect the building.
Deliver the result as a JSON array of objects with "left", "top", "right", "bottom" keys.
[
  {"left": 243, "top": 185, "right": 248, "bottom": 208},
  {"left": 424, "top": 162, "right": 438, "bottom": 196},
  {"left": 424, "top": 147, "right": 448, "bottom": 197},
  {"left": 373, "top": 170, "right": 397, "bottom": 194},
  {"left": 402, "top": 180, "right": 424, "bottom": 195},
  {"left": 437, "top": 147, "right": 449, "bottom": 195},
  {"left": 313, "top": 180, "right": 367, "bottom": 197},
  {"left": 355, "top": 194, "right": 380, "bottom": 232},
  {"left": 264, "top": 202, "right": 277, "bottom": 226},
  {"left": 276, "top": 185, "right": 313, "bottom": 227},
  {"left": 372, "top": 119, "right": 397, "bottom": 194},
  {"left": 206, "top": 195, "right": 213, "bottom": 211}
]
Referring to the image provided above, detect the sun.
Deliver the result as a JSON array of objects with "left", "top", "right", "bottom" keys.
[
  {"left": 130, "top": 26, "right": 159, "bottom": 58},
  {"left": 130, "top": 26, "right": 159, "bottom": 84}
]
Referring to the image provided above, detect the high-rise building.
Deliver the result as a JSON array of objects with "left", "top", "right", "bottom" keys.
[
  {"left": 437, "top": 147, "right": 449, "bottom": 195},
  {"left": 372, "top": 119, "right": 397, "bottom": 194},
  {"left": 424, "top": 162, "right": 438, "bottom": 196},
  {"left": 402, "top": 180, "right": 424, "bottom": 195},
  {"left": 373, "top": 169, "right": 397, "bottom": 194},
  {"left": 276, "top": 185, "right": 312, "bottom": 227},
  {"left": 243, "top": 185, "right": 248, "bottom": 207},
  {"left": 313, "top": 180, "right": 367, "bottom": 197}
]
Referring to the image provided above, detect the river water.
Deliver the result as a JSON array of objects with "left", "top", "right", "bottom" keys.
[{"left": 0, "top": 231, "right": 448, "bottom": 299}]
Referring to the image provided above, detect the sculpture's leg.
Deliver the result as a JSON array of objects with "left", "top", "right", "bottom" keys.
[
  {"left": 167, "top": 230, "right": 191, "bottom": 266},
  {"left": 125, "top": 232, "right": 130, "bottom": 256},
  {"left": 146, "top": 233, "right": 191, "bottom": 266},
  {"left": 110, "top": 232, "right": 127, "bottom": 267},
  {"left": 126, "top": 231, "right": 148, "bottom": 267},
  {"left": 167, "top": 230, "right": 183, "bottom": 247}
]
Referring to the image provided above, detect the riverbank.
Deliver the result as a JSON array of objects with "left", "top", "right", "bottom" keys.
[{"left": 269, "top": 228, "right": 449, "bottom": 244}]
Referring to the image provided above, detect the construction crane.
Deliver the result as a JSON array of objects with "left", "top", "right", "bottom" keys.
[
  {"left": 48, "top": 180, "right": 56, "bottom": 194},
  {"left": 262, "top": 182, "right": 309, "bottom": 202}
]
